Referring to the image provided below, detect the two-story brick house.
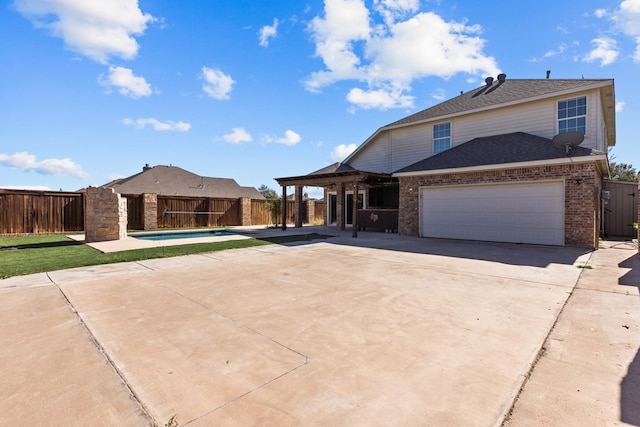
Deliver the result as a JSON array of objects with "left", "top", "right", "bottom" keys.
[{"left": 276, "top": 74, "right": 614, "bottom": 248}]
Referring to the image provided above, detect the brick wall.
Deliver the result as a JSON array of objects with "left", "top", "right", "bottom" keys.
[{"left": 398, "top": 162, "right": 601, "bottom": 248}]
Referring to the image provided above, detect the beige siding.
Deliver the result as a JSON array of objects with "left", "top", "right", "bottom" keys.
[
  {"left": 390, "top": 125, "right": 432, "bottom": 171},
  {"left": 349, "top": 88, "right": 606, "bottom": 172},
  {"left": 349, "top": 131, "right": 392, "bottom": 173},
  {"left": 452, "top": 99, "right": 555, "bottom": 145}
]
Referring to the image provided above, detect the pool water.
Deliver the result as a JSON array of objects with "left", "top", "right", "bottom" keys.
[{"left": 131, "top": 229, "right": 235, "bottom": 241}]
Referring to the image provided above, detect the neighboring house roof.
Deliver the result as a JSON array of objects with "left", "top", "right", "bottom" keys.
[
  {"left": 394, "top": 132, "right": 606, "bottom": 175},
  {"left": 102, "top": 165, "right": 264, "bottom": 199},
  {"left": 344, "top": 77, "right": 615, "bottom": 164}
]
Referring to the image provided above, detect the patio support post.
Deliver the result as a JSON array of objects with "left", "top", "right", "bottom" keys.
[
  {"left": 281, "top": 185, "right": 287, "bottom": 231},
  {"left": 352, "top": 181, "right": 359, "bottom": 238},
  {"left": 295, "top": 185, "right": 303, "bottom": 228},
  {"left": 338, "top": 183, "right": 346, "bottom": 231}
]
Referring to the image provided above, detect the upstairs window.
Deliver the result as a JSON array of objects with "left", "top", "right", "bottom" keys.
[
  {"left": 433, "top": 122, "right": 451, "bottom": 154},
  {"left": 558, "top": 96, "right": 587, "bottom": 135}
]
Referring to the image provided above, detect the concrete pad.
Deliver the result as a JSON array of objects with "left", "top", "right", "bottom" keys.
[
  {"left": 0, "top": 285, "right": 151, "bottom": 426},
  {"left": 0, "top": 272, "right": 52, "bottom": 289},
  {"left": 505, "top": 243, "right": 640, "bottom": 426},
  {"left": 47, "top": 261, "right": 154, "bottom": 285},
  {"left": 59, "top": 277, "right": 307, "bottom": 425},
  {"left": 47, "top": 238, "right": 586, "bottom": 426}
]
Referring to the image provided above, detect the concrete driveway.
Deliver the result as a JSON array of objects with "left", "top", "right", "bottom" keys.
[{"left": 0, "top": 229, "right": 632, "bottom": 426}]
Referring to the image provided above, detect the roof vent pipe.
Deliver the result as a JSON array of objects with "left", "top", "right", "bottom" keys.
[
  {"left": 546, "top": 70, "right": 551, "bottom": 79},
  {"left": 485, "top": 76, "right": 494, "bottom": 86},
  {"left": 497, "top": 73, "right": 506, "bottom": 83}
]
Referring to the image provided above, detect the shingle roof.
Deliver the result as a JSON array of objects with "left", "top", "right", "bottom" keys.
[
  {"left": 103, "top": 165, "right": 264, "bottom": 199},
  {"left": 386, "top": 78, "right": 613, "bottom": 128},
  {"left": 394, "top": 132, "right": 602, "bottom": 174},
  {"left": 309, "top": 162, "right": 356, "bottom": 175}
]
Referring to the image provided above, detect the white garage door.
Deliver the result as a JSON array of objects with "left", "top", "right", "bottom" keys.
[{"left": 420, "top": 181, "right": 564, "bottom": 246}]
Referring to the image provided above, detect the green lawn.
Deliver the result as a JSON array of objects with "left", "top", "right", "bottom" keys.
[{"left": 0, "top": 233, "right": 331, "bottom": 279}]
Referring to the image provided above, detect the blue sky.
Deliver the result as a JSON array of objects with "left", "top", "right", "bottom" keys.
[{"left": 1, "top": 0, "right": 638, "bottom": 197}]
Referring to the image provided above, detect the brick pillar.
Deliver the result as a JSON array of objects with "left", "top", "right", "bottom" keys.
[
  {"left": 638, "top": 179, "right": 639, "bottom": 254},
  {"left": 142, "top": 193, "right": 157, "bottom": 230},
  {"left": 239, "top": 197, "right": 252, "bottom": 226},
  {"left": 84, "top": 187, "right": 127, "bottom": 242}
]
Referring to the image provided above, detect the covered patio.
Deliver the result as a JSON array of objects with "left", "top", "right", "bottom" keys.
[{"left": 275, "top": 164, "right": 398, "bottom": 237}]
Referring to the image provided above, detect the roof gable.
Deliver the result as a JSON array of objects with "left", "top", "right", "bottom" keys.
[
  {"left": 394, "top": 132, "right": 602, "bottom": 174},
  {"left": 344, "top": 77, "right": 615, "bottom": 165}
]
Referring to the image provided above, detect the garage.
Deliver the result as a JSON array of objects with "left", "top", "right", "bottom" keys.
[{"left": 420, "top": 181, "right": 565, "bottom": 246}]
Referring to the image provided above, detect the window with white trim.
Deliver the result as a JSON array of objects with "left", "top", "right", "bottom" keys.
[
  {"left": 433, "top": 122, "right": 451, "bottom": 154},
  {"left": 558, "top": 96, "right": 587, "bottom": 135}
]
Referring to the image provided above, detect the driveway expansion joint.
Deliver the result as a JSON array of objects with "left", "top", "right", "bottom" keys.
[{"left": 53, "top": 284, "right": 158, "bottom": 427}]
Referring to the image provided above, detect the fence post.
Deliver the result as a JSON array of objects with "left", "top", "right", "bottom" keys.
[
  {"left": 239, "top": 197, "right": 252, "bottom": 226},
  {"left": 143, "top": 193, "right": 158, "bottom": 230},
  {"left": 84, "top": 187, "right": 127, "bottom": 242}
]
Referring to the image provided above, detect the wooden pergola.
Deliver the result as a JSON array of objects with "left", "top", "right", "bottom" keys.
[{"left": 275, "top": 169, "right": 396, "bottom": 238}]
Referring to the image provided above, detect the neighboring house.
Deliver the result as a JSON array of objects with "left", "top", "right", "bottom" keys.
[
  {"left": 277, "top": 74, "right": 615, "bottom": 248},
  {"left": 102, "top": 164, "right": 264, "bottom": 199}
]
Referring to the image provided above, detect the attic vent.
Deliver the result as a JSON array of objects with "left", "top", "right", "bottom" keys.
[
  {"left": 497, "top": 73, "right": 507, "bottom": 83},
  {"left": 485, "top": 76, "right": 494, "bottom": 86}
]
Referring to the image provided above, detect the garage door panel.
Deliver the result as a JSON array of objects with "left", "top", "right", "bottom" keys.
[{"left": 420, "top": 182, "right": 564, "bottom": 246}]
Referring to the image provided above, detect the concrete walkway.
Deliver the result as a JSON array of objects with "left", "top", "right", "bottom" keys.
[
  {"left": 0, "top": 229, "right": 638, "bottom": 426},
  {"left": 504, "top": 240, "right": 640, "bottom": 426}
]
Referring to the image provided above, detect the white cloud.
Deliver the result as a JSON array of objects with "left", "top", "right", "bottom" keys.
[
  {"left": 305, "top": 1, "right": 500, "bottom": 110},
  {"left": 595, "top": 8, "right": 608, "bottom": 18},
  {"left": 331, "top": 143, "right": 357, "bottom": 162},
  {"left": 277, "top": 130, "right": 302, "bottom": 146},
  {"left": 222, "top": 128, "right": 252, "bottom": 144},
  {"left": 13, "top": 0, "right": 155, "bottom": 63},
  {"left": 347, "top": 87, "right": 413, "bottom": 110},
  {"left": 201, "top": 67, "right": 235, "bottom": 100},
  {"left": 0, "top": 184, "right": 52, "bottom": 191},
  {"left": 613, "top": 0, "right": 640, "bottom": 62},
  {"left": 263, "top": 130, "right": 302, "bottom": 146},
  {"left": 373, "top": 0, "right": 419, "bottom": 26},
  {"left": 123, "top": 118, "right": 191, "bottom": 132},
  {"left": 259, "top": 19, "right": 278, "bottom": 47},
  {"left": 583, "top": 37, "right": 619, "bottom": 66},
  {"left": 0, "top": 151, "right": 89, "bottom": 179},
  {"left": 99, "top": 66, "right": 152, "bottom": 98},
  {"left": 616, "top": 101, "right": 625, "bottom": 112}
]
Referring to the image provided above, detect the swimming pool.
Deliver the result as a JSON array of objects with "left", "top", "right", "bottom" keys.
[{"left": 131, "top": 229, "right": 236, "bottom": 241}]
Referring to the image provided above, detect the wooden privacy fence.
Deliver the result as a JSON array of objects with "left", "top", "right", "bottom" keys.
[
  {"left": 157, "top": 196, "right": 240, "bottom": 229},
  {"left": 0, "top": 189, "right": 84, "bottom": 234},
  {"left": 1, "top": 189, "right": 326, "bottom": 234},
  {"left": 125, "top": 197, "right": 324, "bottom": 229}
]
